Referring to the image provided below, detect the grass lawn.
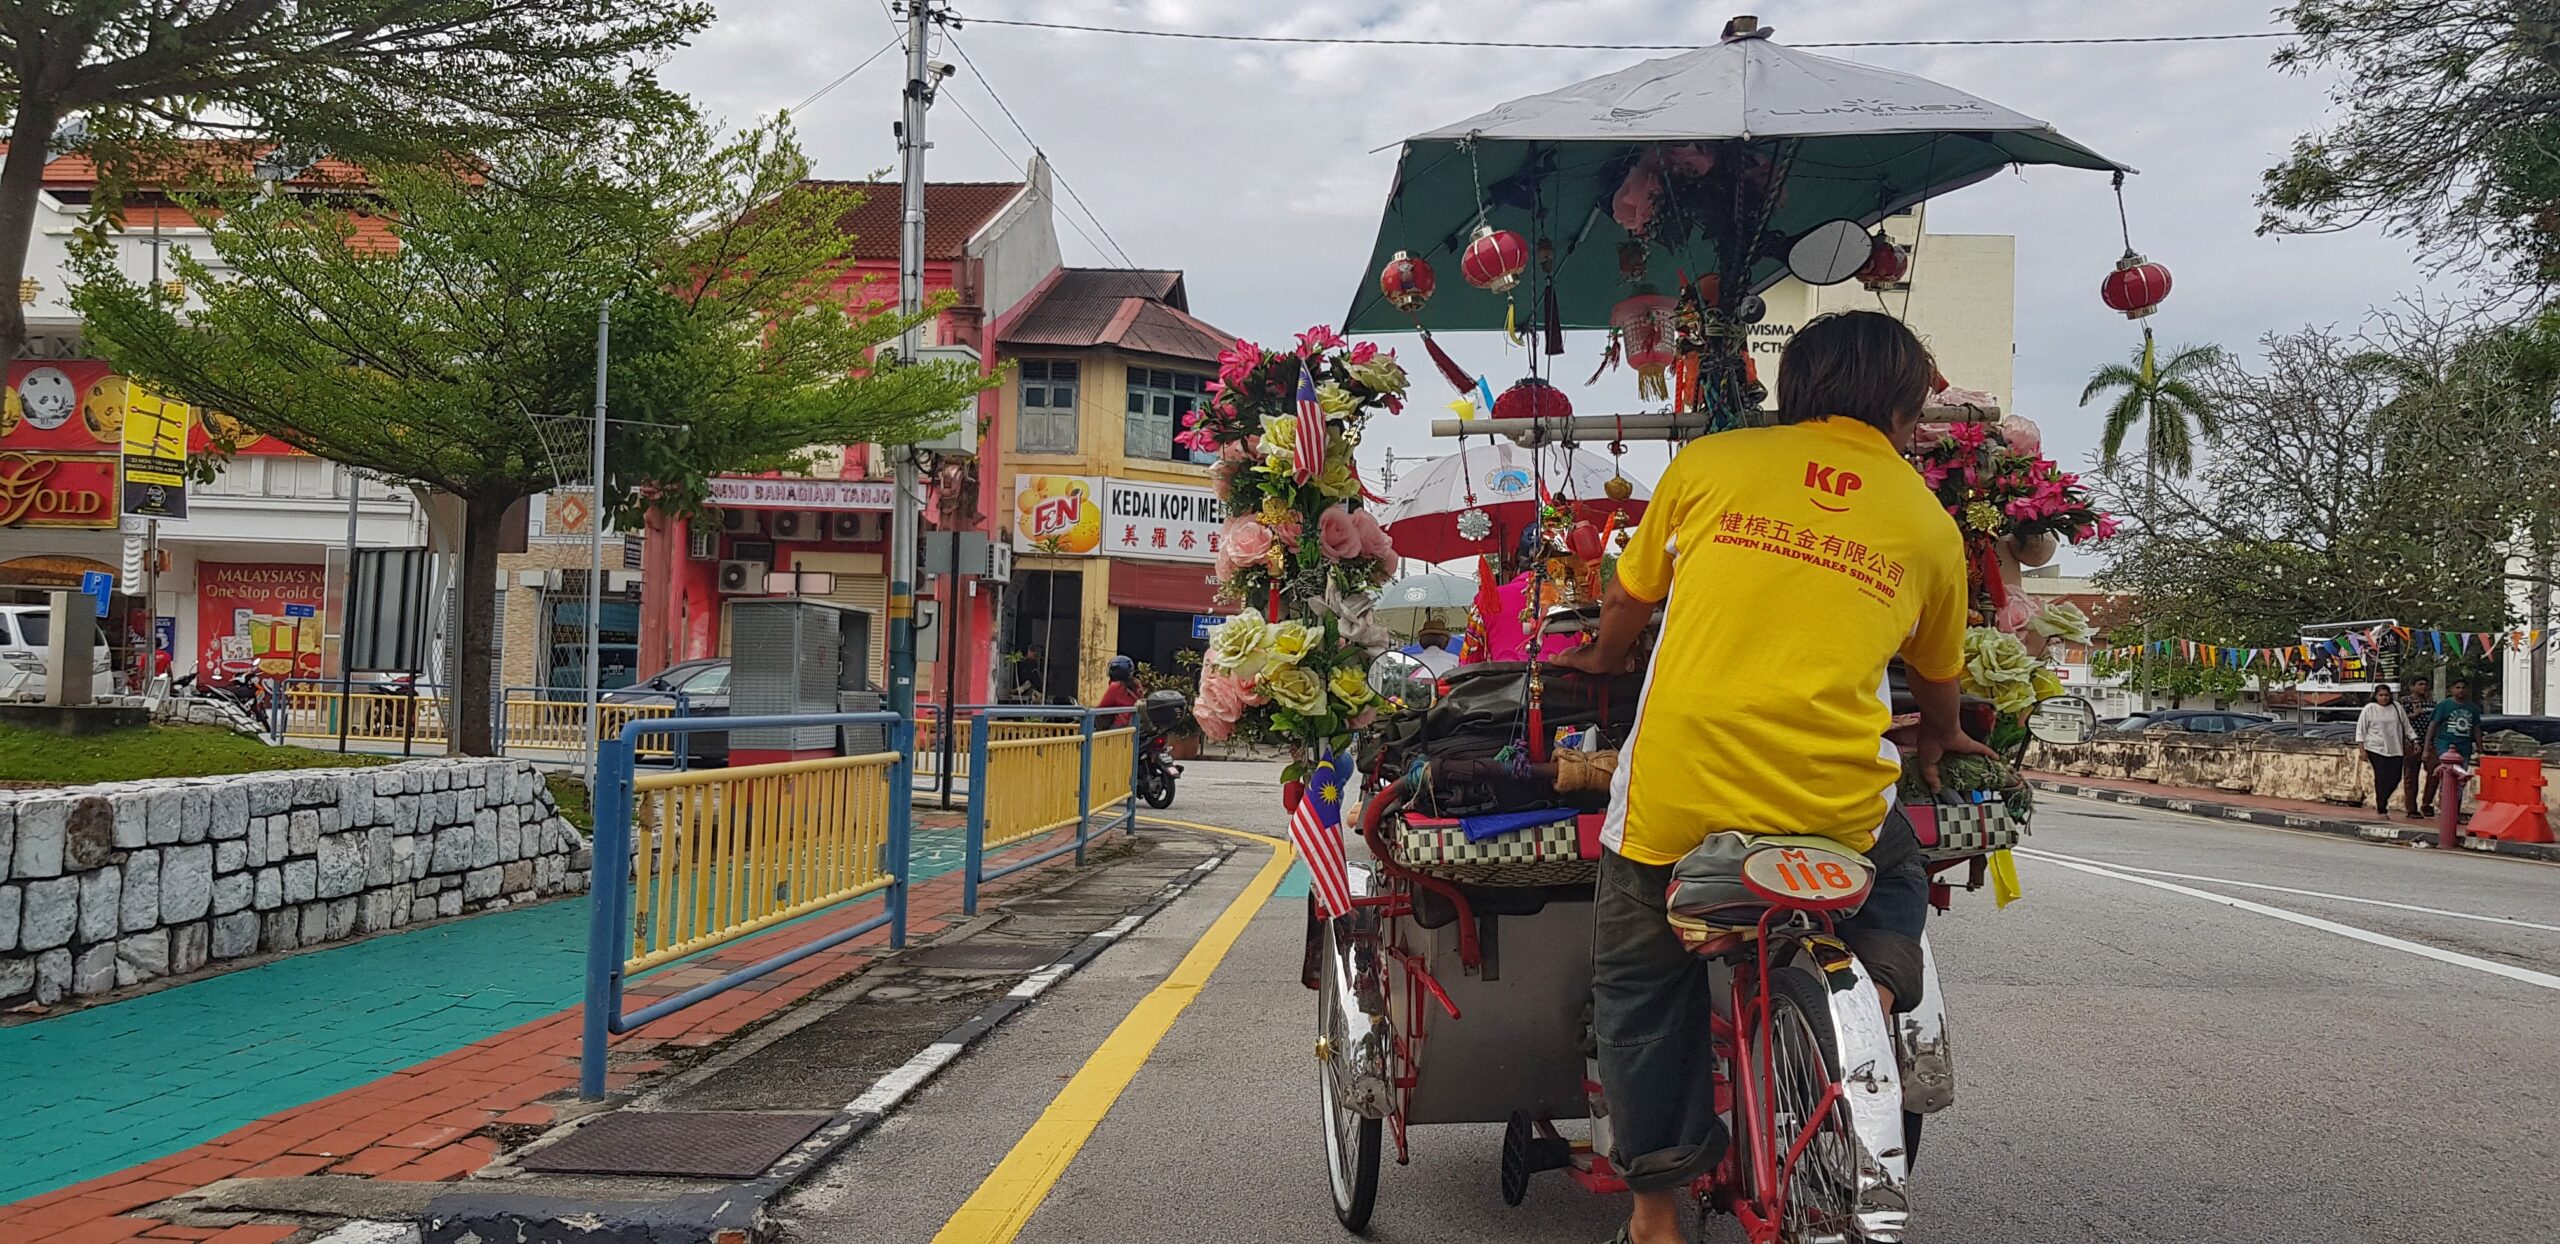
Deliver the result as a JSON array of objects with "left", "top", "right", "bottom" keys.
[{"left": 0, "top": 722, "right": 394, "bottom": 787}]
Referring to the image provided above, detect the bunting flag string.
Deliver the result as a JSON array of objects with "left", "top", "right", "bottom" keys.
[{"left": 2084, "top": 625, "right": 2551, "bottom": 671}]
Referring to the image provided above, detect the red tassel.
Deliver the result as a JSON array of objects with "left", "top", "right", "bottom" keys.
[
  {"left": 1527, "top": 701, "right": 1548, "bottom": 763},
  {"left": 1972, "top": 540, "right": 2008, "bottom": 610},
  {"left": 1421, "top": 330, "right": 1474, "bottom": 394}
]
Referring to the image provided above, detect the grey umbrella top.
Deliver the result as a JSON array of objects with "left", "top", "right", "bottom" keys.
[{"left": 1411, "top": 27, "right": 2127, "bottom": 170}]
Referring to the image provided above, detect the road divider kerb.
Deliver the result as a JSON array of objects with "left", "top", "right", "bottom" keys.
[{"left": 2033, "top": 778, "right": 2560, "bottom": 865}]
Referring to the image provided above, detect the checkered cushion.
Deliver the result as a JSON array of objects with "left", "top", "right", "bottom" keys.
[
  {"left": 1916, "top": 800, "right": 2023, "bottom": 860},
  {"left": 1395, "top": 816, "right": 1595, "bottom": 886}
]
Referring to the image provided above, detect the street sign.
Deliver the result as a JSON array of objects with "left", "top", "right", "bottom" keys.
[
  {"left": 1192, "top": 614, "right": 1225, "bottom": 640},
  {"left": 283, "top": 603, "right": 316, "bottom": 619},
  {"left": 80, "top": 569, "right": 112, "bottom": 616},
  {"left": 118, "top": 383, "right": 190, "bottom": 521},
  {"left": 347, "top": 547, "right": 433, "bottom": 672}
]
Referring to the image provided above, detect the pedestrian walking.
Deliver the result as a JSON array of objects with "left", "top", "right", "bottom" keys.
[
  {"left": 2355, "top": 686, "right": 2413, "bottom": 816},
  {"left": 2419, "top": 678, "right": 2483, "bottom": 818},
  {"left": 2401, "top": 676, "right": 2433, "bottom": 815}
]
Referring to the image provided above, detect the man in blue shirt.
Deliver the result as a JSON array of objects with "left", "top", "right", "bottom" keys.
[{"left": 2420, "top": 678, "right": 2482, "bottom": 817}]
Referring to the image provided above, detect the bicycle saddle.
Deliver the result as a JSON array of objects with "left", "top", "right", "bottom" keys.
[{"left": 1666, "top": 833, "right": 1877, "bottom": 955}]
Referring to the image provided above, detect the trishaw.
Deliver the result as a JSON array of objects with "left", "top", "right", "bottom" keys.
[{"left": 1301, "top": 16, "right": 2135, "bottom": 1242}]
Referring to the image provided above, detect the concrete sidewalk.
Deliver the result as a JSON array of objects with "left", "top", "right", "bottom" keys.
[
  {"left": 2029, "top": 773, "right": 2560, "bottom": 864},
  {"left": 0, "top": 807, "right": 1168, "bottom": 1244}
]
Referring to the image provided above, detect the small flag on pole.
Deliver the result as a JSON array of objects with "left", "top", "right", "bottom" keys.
[
  {"left": 1293, "top": 353, "right": 1328, "bottom": 484},
  {"left": 1289, "top": 749, "right": 1356, "bottom": 919}
]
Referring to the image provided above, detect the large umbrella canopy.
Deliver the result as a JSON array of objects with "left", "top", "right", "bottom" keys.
[
  {"left": 1375, "top": 572, "right": 1477, "bottom": 636},
  {"left": 1381, "top": 441, "right": 1649, "bottom": 564},
  {"left": 1345, "top": 26, "right": 2126, "bottom": 333}
]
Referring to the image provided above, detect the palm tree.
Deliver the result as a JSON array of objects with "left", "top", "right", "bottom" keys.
[
  {"left": 2082, "top": 338, "right": 2223, "bottom": 710},
  {"left": 2081, "top": 340, "right": 2225, "bottom": 475}
]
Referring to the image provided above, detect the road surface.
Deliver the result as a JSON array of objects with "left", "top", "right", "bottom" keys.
[{"left": 776, "top": 765, "right": 2560, "bottom": 1243}]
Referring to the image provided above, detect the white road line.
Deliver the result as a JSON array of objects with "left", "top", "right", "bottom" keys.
[
  {"left": 2016, "top": 847, "right": 2560, "bottom": 933},
  {"left": 2021, "top": 851, "right": 2560, "bottom": 993}
]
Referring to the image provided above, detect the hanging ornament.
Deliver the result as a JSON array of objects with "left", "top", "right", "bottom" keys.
[
  {"left": 1456, "top": 508, "right": 1494, "bottom": 542},
  {"left": 1609, "top": 290, "right": 1678, "bottom": 401},
  {"left": 1856, "top": 236, "right": 1911, "bottom": 288},
  {"left": 1617, "top": 238, "right": 1649, "bottom": 281},
  {"left": 2100, "top": 250, "right": 2172, "bottom": 319},
  {"left": 1493, "top": 377, "right": 1574, "bottom": 421},
  {"left": 1565, "top": 520, "right": 1604, "bottom": 563},
  {"left": 1604, "top": 475, "right": 1634, "bottom": 501},
  {"left": 1379, "top": 251, "right": 1435, "bottom": 312},
  {"left": 1460, "top": 225, "right": 1531, "bottom": 293}
]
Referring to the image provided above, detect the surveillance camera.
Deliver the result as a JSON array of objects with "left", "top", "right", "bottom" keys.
[{"left": 930, "top": 61, "right": 956, "bottom": 80}]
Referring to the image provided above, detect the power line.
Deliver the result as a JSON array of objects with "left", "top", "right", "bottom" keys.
[
  {"left": 792, "top": 35, "right": 904, "bottom": 114},
  {"left": 942, "top": 88, "right": 1114, "bottom": 261},
  {"left": 945, "top": 32, "right": 1135, "bottom": 267},
  {"left": 961, "top": 16, "right": 2303, "bottom": 51}
]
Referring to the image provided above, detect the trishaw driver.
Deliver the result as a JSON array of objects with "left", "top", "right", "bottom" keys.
[{"left": 1553, "top": 310, "right": 1994, "bottom": 1244}]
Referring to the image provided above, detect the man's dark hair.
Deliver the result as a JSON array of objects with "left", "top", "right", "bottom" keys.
[{"left": 1774, "top": 309, "right": 1936, "bottom": 434}]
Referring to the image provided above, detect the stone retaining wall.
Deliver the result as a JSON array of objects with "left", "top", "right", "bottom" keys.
[
  {"left": 0, "top": 758, "right": 590, "bottom": 1008},
  {"left": 2032, "top": 731, "right": 2560, "bottom": 808}
]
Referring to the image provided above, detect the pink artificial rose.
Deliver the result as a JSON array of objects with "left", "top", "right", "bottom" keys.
[
  {"left": 1611, "top": 159, "right": 1661, "bottom": 235},
  {"left": 1221, "top": 516, "right": 1274, "bottom": 566},
  {"left": 1269, "top": 513, "right": 1305, "bottom": 548},
  {"left": 1662, "top": 143, "right": 1717, "bottom": 175},
  {"left": 1351, "top": 507, "right": 1395, "bottom": 559},
  {"left": 1994, "top": 594, "right": 2040, "bottom": 637},
  {"left": 1317, "top": 505, "right": 1365, "bottom": 561},
  {"left": 1194, "top": 674, "right": 1245, "bottom": 742},
  {"left": 1350, "top": 707, "right": 1379, "bottom": 730},
  {"left": 1216, "top": 439, "right": 1254, "bottom": 464},
  {"left": 1995, "top": 416, "right": 2043, "bottom": 457}
]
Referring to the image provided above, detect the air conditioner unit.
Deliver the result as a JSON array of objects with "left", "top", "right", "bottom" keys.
[
  {"left": 828, "top": 511, "right": 879, "bottom": 542},
  {"left": 716, "top": 560, "right": 770, "bottom": 595},
  {"left": 518, "top": 569, "right": 562, "bottom": 590},
  {"left": 719, "top": 508, "right": 762, "bottom": 536},
  {"left": 770, "top": 510, "right": 814, "bottom": 541},
  {"left": 686, "top": 528, "right": 718, "bottom": 561}
]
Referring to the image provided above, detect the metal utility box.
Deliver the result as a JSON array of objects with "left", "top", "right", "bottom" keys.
[{"left": 726, "top": 598, "right": 884, "bottom": 757}]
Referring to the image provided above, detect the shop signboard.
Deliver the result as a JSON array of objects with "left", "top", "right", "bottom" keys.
[
  {"left": 0, "top": 451, "right": 118, "bottom": 528},
  {"left": 118, "top": 381, "right": 191, "bottom": 520},
  {"left": 1012, "top": 474, "right": 1102, "bottom": 555},
  {"left": 708, "top": 475, "right": 894, "bottom": 511},
  {"left": 1100, "top": 478, "right": 1220, "bottom": 564},
  {"left": 196, "top": 562, "right": 327, "bottom": 686},
  {"left": 2, "top": 359, "right": 118, "bottom": 451}
]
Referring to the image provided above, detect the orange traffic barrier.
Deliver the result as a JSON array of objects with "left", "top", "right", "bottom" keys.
[{"left": 2468, "top": 755, "right": 2557, "bottom": 844}]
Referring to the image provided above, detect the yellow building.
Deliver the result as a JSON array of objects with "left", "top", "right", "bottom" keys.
[{"left": 994, "top": 269, "right": 1236, "bottom": 704}]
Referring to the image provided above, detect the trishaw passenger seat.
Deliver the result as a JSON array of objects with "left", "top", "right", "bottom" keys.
[{"left": 1408, "top": 881, "right": 1593, "bottom": 931}]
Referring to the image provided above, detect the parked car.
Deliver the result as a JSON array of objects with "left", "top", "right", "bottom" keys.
[
  {"left": 2105, "top": 709, "right": 2273, "bottom": 735},
  {"left": 2479, "top": 715, "right": 2560, "bottom": 746},
  {"left": 2234, "top": 720, "right": 2319, "bottom": 736},
  {"left": 0, "top": 604, "right": 115, "bottom": 699},
  {"left": 602, "top": 658, "right": 730, "bottom": 764}
]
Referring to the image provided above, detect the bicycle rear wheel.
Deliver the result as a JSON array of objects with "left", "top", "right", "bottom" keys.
[
  {"left": 1317, "top": 918, "right": 1382, "bottom": 1232},
  {"left": 1761, "top": 966, "right": 1862, "bottom": 1243}
]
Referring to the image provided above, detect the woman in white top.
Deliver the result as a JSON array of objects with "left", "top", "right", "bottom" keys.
[{"left": 2355, "top": 686, "right": 2415, "bottom": 816}]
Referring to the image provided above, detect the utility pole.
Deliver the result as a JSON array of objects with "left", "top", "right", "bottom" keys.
[
  {"left": 889, "top": 0, "right": 945, "bottom": 729},
  {"left": 586, "top": 296, "right": 614, "bottom": 787}
]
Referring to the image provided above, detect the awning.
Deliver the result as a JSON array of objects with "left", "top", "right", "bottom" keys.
[{"left": 1108, "top": 559, "right": 1220, "bottom": 614}]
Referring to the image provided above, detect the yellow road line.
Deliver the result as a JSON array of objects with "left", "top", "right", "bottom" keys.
[
  {"left": 931, "top": 824, "right": 1293, "bottom": 1244},
  {"left": 1136, "top": 814, "right": 1280, "bottom": 840}
]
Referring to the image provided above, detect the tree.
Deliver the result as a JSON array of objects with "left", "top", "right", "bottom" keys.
[
  {"left": 2081, "top": 340, "right": 2223, "bottom": 476},
  {"left": 70, "top": 111, "right": 990, "bottom": 754},
  {"left": 2261, "top": 3, "right": 2560, "bottom": 283},
  {"left": 0, "top": 0, "right": 709, "bottom": 353}
]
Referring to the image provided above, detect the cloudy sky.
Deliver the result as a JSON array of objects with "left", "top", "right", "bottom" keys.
[{"left": 662, "top": 0, "right": 2456, "bottom": 557}]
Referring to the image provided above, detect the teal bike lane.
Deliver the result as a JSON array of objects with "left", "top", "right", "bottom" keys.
[{"left": 0, "top": 822, "right": 977, "bottom": 1205}]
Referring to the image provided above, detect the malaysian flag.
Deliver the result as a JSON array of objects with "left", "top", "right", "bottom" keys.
[
  {"left": 1289, "top": 749, "right": 1357, "bottom": 919},
  {"left": 1293, "top": 353, "right": 1328, "bottom": 484}
]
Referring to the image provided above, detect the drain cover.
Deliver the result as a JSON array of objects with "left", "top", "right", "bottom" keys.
[
  {"left": 518, "top": 1111, "right": 830, "bottom": 1178},
  {"left": 902, "top": 941, "right": 1068, "bottom": 971}
]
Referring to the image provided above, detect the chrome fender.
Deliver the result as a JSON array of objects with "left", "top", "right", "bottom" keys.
[
  {"left": 1320, "top": 865, "right": 1394, "bottom": 1120},
  {"left": 1815, "top": 945, "right": 1911, "bottom": 1241},
  {"left": 1896, "top": 932, "right": 1955, "bottom": 1115}
]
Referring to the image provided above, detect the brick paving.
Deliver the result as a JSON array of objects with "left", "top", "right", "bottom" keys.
[{"left": 0, "top": 808, "right": 1078, "bottom": 1243}]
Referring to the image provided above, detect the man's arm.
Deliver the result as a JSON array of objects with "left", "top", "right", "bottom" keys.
[
  {"left": 1552, "top": 577, "right": 1653, "bottom": 675},
  {"left": 1906, "top": 667, "right": 1996, "bottom": 790}
]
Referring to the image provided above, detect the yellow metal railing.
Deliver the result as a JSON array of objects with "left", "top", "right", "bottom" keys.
[
  {"left": 1091, "top": 726, "right": 1136, "bottom": 808},
  {"left": 624, "top": 751, "right": 899, "bottom": 973},
  {"left": 277, "top": 686, "right": 449, "bottom": 746},
  {"left": 978, "top": 731, "right": 1087, "bottom": 850},
  {"left": 501, "top": 693, "right": 676, "bottom": 759},
  {"left": 916, "top": 716, "right": 1080, "bottom": 781}
]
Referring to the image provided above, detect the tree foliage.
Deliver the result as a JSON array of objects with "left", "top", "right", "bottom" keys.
[
  {"left": 69, "top": 109, "right": 991, "bottom": 753},
  {"left": 2091, "top": 315, "right": 2532, "bottom": 650},
  {"left": 2262, "top": 3, "right": 2560, "bottom": 283},
  {"left": 2080, "top": 340, "right": 2223, "bottom": 476},
  {"left": 0, "top": 0, "right": 713, "bottom": 352}
]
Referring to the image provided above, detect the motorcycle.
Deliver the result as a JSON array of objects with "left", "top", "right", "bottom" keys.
[{"left": 1135, "top": 690, "right": 1188, "bottom": 809}]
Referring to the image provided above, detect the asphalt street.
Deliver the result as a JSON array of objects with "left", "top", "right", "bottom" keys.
[{"left": 776, "top": 763, "right": 2560, "bottom": 1243}]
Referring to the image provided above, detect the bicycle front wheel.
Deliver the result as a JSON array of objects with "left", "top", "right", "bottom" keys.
[{"left": 1762, "top": 966, "right": 1862, "bottom": 1244}]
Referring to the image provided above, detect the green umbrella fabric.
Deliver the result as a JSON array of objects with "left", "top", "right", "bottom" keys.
[{"left": 1345, "top": 29, "right": 2126, "bottom": 334}]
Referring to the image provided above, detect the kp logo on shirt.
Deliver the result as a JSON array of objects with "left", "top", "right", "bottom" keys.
[{"left": 1804, "top": 461, "right": 1862, "bottom": 512}]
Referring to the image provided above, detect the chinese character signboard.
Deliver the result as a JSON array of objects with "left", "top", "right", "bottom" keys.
[
  {"left": 196, "top": 563, "right": 326, "bottom": 687},
  {"left": 1100, "top": 479, "right": 1220, "bottom": 564},
  {"left": 1012, "top": 474, "right": 1102, "bottom": 555}
]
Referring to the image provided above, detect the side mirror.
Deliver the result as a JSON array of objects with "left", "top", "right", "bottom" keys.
[
  {"left": 2026, "top": 695, "right": 2098, "bottom": 746},
  {"left": 1367, "top": 650, "right": 1437, "bottom": 711}
]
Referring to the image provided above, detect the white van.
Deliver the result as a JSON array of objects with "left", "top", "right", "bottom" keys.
[{"left": 0, "top": 603, "right": 117, "bottom": 699}]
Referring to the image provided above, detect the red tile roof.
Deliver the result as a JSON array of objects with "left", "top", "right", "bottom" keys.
[
  {"left": 1000, "top": 269, "right": 1234, "bottom": 363},
  {"left": 809, "top": 180, "right": 1026, "bottom": 260},
  {"left": 1, "top": 142, "right": 371, "bottom": 190}
]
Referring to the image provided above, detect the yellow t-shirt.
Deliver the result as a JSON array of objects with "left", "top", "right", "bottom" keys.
[{"left": 1601, "top": 417, "right": 1968, "bottom": 865}]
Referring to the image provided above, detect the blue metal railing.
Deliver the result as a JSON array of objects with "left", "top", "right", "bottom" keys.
[{"left": 960, "top": 706, "right": 1142, "bottom": 915}]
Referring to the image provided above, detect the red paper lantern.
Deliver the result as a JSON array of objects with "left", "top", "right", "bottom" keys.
[
  {"left": 1379, "top": 250, "right": 1435, "bottom": 313},
  {"left": 2100, "top": 251, "right": 2172, "bottom": 319},
  {"left": 1856, "top": 236, "right": 1910, "bottom": 288},
  {"left": 1492, "top": 376, "right": 1572, "bottom": 421},
  {"left": 1460, "top": 225, "right": 1531, "bottom": 293},
  {"left": 1610, "top": 291, "right": 1678, "bottom": 400}
]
